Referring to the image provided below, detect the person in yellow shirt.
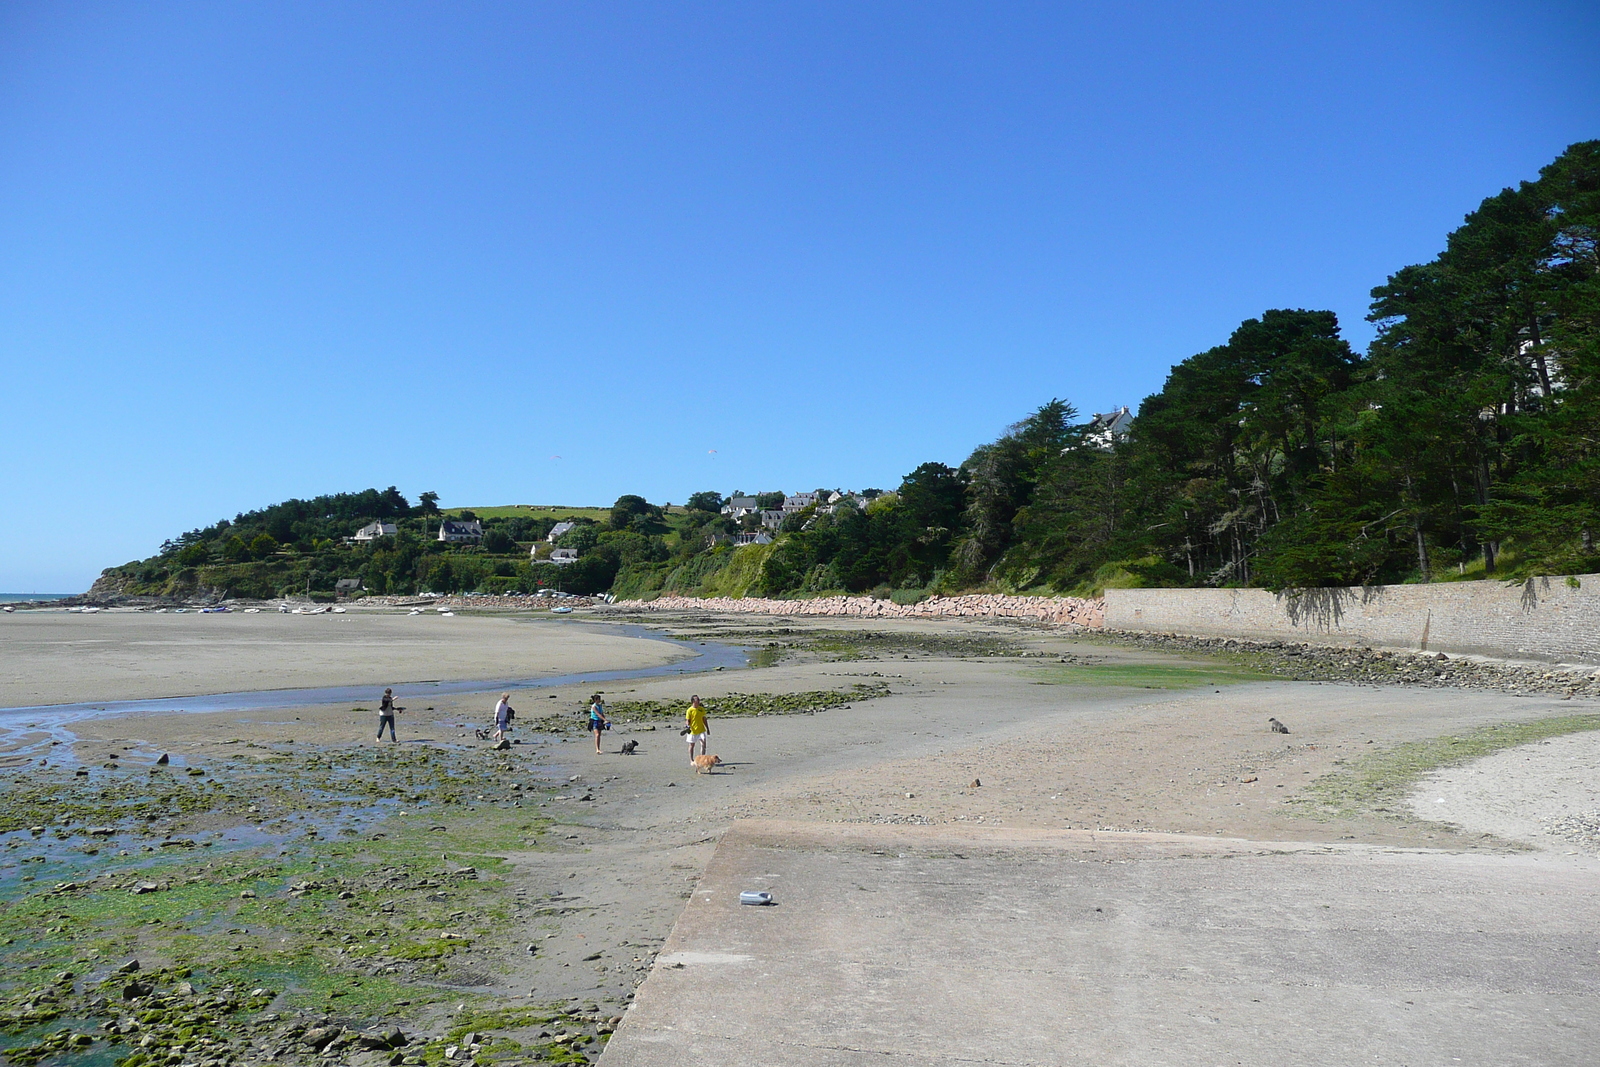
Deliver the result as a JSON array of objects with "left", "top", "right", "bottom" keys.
[{"left": 684, "top": 695, "right": 710, "bottom": 764}]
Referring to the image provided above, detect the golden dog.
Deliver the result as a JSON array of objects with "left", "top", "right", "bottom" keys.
[{"left": 692, "top": 754, "right": 723, "bottom": 774}]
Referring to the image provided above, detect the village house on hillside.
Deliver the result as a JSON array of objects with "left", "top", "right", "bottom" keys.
[
  {"left": 549, "top": 547, "right": 580, "bottom": 564},
  {"left": 1085, "top": 406, "right": 1134, "bottom": 450},
  {"left": 352, "top": 521, "right": 397, "bottom": 541},
  {"left": 734, "top": 531, "right": 773, "bottom": 546},
  {"left": 437, "top": 519, "right": 484, "bottom": 543},
  {"left": 715, "top": 490, "right": 878, "bottom": 531},
  {"left": 547, "top": 521, "right": 576, "bottom": 543}
]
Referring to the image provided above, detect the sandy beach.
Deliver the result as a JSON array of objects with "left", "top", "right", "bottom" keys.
[
  {"left": 0, "top": 610, "right": 687, "bottom": 708},
  {"left": 1410, "top": 729, "right": 1600, "bottom": 852},
  {"left": 2, "top": 608, "right": 1594, "bottom": 1064}
]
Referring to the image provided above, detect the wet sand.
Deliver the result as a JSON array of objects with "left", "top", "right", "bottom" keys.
[
  {"left": 55, "top": 614, "right": 1600, "bottom": 1010},
  {"left": 6, "top": 608, "right": 1595, "bottom": 1061}
]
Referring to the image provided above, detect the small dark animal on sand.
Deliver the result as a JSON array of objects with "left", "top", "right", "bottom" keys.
[
  {"left": 620, "top": 739, "right": 638, "bottom": 755},
  {"left": 1268, "top": 717, "right": 1290, "bottom": 734}
]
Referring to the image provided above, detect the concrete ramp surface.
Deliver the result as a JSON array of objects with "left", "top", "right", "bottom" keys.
[{"left": 600, "top": 821, "right": 1599, "bottom": 1066}]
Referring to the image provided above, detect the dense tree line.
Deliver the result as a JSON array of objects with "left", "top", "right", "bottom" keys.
[
  {"left": 106, "top": 488, "right": 627, "bottom": 599},
  {"left": 638, "top": 142, "right": 1599, "bottom": 597},
  {"left": 103, "top": 143, "right": 1598, "bottom": 601}
]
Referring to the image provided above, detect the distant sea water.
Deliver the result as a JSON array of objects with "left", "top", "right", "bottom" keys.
[{"left": 0, "top": 593, "right": 76, "bottom": 603}]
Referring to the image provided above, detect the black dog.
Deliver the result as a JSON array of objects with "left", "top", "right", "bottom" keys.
[
  {"left": 620, "top": 739, "right": 638, "bottom": 755},
  {"left": 1268, "top": 717, "right": 1290, "bottom": 734}
]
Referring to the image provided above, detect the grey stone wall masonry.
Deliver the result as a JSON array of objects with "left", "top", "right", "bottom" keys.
[{"left": 1104, "top": 574, "right": 1600, "bottom": 665}]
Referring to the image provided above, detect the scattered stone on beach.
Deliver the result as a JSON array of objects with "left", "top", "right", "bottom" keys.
[{"left": 1100, "top": 630, "right": 1600, "bottom": 697}]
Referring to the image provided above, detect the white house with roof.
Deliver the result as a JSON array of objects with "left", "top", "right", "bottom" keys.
[
  {"left": 438, "top": 519, "right": 484, "bottom": 543},
  {"left": 782, "top": 492, "right": 820, "bottom": 513},
  {"left": 549, "top": 547, "right": 581, "bottom": 565},
  {"left": 547, "top": 521, "right": 577, "bottom": 543},
  {"left": 353, "top": 521, "right": 397, "bottom": 541},
  {"left": 1084, "top": 406, "right": 1134, "bottom": 450},
  {"left": 721, "top": 496, "right": 762, "bottom": 519}
]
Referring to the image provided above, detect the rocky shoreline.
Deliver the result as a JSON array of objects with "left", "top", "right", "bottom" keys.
[
  {"left": 0, "top": 736, "right": 624, "bottom": 1067},
  {"left": 617, "top": 592, "right": 1104, "bottom": 627},
  {"left": 1099, "top": 630, "right": 1600, "bottom": 698}
]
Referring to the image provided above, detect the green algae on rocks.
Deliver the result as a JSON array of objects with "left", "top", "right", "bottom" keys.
[
  {"left": 534, "top": 683, "right": 893, "bottom": 732},
  {"left": 0, "top": 739, "right": 570, "bottom": 1067}
]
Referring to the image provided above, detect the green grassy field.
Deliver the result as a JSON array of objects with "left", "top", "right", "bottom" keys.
[
  {"left": 1028, "top": 662, "right": 1275, "bottom": 689},
  {"left": 449, "top": 505, "right": 611, "bottom": 521}
]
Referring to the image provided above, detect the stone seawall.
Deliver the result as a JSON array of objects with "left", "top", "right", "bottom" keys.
[
  {"left": 616, "top": 593, "right": 1104, "bottom": 627},
  {"left": 1104, "top": 574, "right": 1600, "bottom": 665}
]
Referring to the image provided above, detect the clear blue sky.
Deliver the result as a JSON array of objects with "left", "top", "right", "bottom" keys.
[{"left": 3, "top": 2, "right": 1597, "bottom": 592}]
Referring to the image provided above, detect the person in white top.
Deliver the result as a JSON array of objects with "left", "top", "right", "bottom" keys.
[{"left": 492, "top": 693, "right": 515, "bottom": 741}]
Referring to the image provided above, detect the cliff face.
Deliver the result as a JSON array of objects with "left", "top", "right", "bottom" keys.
[
  {"left": 84, "top": 570, "right": 135, "bottom": 603},
  {"left": 82, "top": 569, "right": 223, "bottom": 606}
]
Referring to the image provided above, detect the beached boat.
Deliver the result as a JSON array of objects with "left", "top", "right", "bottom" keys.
[{"left": 551, "top": 606, "right": 574, "bottom": 614}]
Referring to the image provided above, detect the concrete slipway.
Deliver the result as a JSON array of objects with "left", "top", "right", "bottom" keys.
[{"left": 599, "top": 821, "right": 1599, "bottom": 1066}]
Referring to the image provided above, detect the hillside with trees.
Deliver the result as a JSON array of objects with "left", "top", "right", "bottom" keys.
[{"left": 97, "top": 142, "right": 1598, "bottom": 602}]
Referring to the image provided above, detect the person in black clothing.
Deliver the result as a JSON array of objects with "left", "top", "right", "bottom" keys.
[{"left": 377, "top": 687, "right": 403, "bottom": 742}]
